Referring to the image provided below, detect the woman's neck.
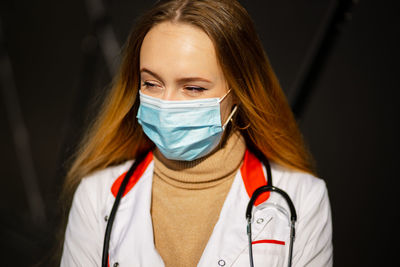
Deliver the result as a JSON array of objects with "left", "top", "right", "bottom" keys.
[{"left": 153, "top": 131, "right": 246, "bottom": 189}]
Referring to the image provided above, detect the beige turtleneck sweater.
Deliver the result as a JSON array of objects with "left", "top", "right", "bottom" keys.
[{"left": 151, "top": 132, "right": 246, "bottom": 267}]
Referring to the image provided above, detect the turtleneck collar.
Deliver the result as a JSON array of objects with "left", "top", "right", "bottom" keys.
[{"left": 153, "top": 131, "right": 246, "bottom": 189}]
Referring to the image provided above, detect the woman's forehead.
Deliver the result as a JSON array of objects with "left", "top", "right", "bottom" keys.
[{"left": 139, "top": 22, "right": 223, "bottom": 81}]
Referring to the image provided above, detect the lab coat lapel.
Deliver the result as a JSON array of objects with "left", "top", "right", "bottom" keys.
[
  {"left": 108, "top": 159, "right": 165, "bottom": 267},
  {"left": 197, "top": 170, "right": 249, "bottom": 267},
  {"left": 198, "top": 150, "right": 271, "bottom": 267},
  {"left": 197, "top": 175, "right": 274, "bottom": 267}
]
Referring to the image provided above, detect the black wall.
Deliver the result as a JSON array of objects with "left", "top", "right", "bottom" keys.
[{"left": 0, "top": 0, "right": 398, "bottom": 266}]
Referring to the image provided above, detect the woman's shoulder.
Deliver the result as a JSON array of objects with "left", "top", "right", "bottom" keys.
[
  {"left": 270, "top": 162, "right": 330, "bottom": 214},
  {"left": 271, "top": 162, "right": 327, "bottom": 195}
]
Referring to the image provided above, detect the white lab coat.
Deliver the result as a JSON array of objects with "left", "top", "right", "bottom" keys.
[{"left": 61, "top": 151, "right": 333, "bottom": 267}]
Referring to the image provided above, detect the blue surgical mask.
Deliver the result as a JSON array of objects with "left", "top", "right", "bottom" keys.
[{"left": 137, "top": 90, "right": 237, "bottom": 161}]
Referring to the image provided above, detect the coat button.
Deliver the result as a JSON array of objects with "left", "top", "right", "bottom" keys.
[
  {"left": 104, "top": 215, "right": 109, "bottom": 222},
  {"left": 256, "top": 218, "right": 264, "bottom": 224},
  {"left": 218, "top": 259, "right": 226, "bottom": 266},
  {"left": 113, "top": 263, "right": 119, "bottom": 267}
]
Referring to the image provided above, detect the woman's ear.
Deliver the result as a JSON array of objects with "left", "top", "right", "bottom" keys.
[{"left": 229, "top": 88, "right": 240, "bottom": 107}]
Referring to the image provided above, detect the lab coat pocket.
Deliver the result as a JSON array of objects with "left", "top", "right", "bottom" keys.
[
  {"left": 252, "top": 240, "right": 286, "bottom": 266},
  {"left": 232, "top": 225, "right": 289, "bottom": 267},
  {"left": 234, "top": 214, "right": 290, "bottom": 266},
  {"left": 233, "top": 241, "right": 286, "bottom": 267}
]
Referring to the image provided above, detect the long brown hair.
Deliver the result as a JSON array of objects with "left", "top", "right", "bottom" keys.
[{"left": 57, "top": 0, "right": 314, "bottom": 263}]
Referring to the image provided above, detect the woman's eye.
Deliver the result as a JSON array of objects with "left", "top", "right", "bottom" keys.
[
  {"left": 185, "top": 86, "right": 206, "bottom": 92},
  {"left": 142, "top": 81, "right": 156, "bottom": 88}
]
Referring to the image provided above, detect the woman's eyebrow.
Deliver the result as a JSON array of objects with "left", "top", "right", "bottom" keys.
[
  {"left": 140, "top": 68, "right": 164, "bottom": 82},
  {"left": 140, "top": 68, "right": 212, "bottom": 84},
  {"left": 177, "top": 77, "right": 212, "bottom": 84}
]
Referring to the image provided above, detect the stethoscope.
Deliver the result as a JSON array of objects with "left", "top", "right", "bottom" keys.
[{"left": 101, "top": 152, "right": 297, "bottom": 267}]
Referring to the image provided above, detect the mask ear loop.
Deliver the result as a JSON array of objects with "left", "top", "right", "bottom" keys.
[
  {"left": 219, "top": 88, "right": 237, "bottom": 130},
  {"left": 222, "top": 105, "right": 238, "bottom": 130},
  {"left": 219, "top": 89, "right": 247, "bottom": 131},
  {"left": 218, "top": 89, "right": 232, "bottom": 103},
  {"left": 219, "top": 90, "right": 251, "bottom": 131}
]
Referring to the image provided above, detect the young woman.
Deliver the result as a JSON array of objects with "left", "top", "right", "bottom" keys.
[{"left": 60, "top": 0, "right": 332, "bottom": 266}]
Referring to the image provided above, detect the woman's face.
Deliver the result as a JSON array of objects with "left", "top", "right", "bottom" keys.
[{"left": 139, "top": 22, "right": 234, "bottom": 123}]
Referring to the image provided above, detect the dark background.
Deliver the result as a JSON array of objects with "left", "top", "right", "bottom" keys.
[{"left": 0, "top": 0, "right": 398, "bottom": 266}]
